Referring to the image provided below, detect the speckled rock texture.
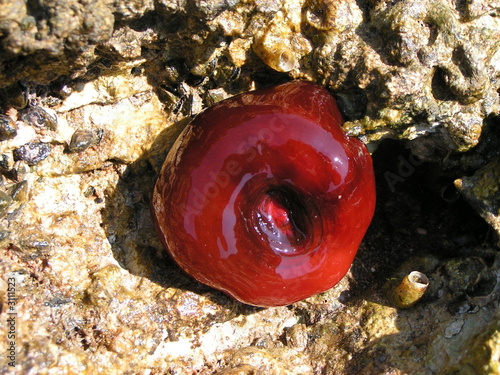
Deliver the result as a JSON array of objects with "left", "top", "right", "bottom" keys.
[{"left": 0, "top": 0, "right": 499, "bottom": 374}]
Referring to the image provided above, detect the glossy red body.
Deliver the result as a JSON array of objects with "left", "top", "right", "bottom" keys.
[{"left": 152, "top": 81, "right": 376, "bottom": 307}]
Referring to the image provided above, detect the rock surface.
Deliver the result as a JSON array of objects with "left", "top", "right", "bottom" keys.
[{"left": 0, "top": 0, "right": 499, "bottom": 373}]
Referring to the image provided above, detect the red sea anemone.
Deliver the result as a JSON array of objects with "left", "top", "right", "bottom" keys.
[{"left": 152, "top": 81, "right": 376, "bottom": 307}]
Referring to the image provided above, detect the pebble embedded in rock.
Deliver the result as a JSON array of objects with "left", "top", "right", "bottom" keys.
[
  {"left": 13, "top": 142, "right": 51, "bottom": 166},
  {"left": 0, "top": 114, "right": 17, "bottom": 141},
  {"left": 0, "top": 154, "right": 11, "bottom": 170},
  {"left": 285, "top": 324, "right": 308, "bottom": 350},
  {"left": 19, "top": 106, "right": 58, "bottom": 130},
  {"left": 10, "top": 180, "right": 29, "bottom": 203},
  {"left": 68, "top": 129, "right": 103, "bottom": 153},
  {"left": 0, "top": 191, "right": 13, "bottom": 218},
  {"left": 3, "top": 83, "right": 28, "bottom": 109}
]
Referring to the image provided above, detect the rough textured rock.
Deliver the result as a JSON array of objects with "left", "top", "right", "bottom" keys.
[
  {"left": 456, "top": 157, "right": 500, "bottom": 241},
  {"left": 0, "top": 0, "right": 499, "bottom": 374}
]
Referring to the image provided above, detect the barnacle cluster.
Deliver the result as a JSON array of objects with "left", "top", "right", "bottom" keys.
[{"left": 0, "top": 85, "right": 53, "bottom": 223}]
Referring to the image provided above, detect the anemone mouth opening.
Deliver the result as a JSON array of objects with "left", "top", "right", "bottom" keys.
[{"left": 252, "top": 186, "right": 321, "bottom": 256}]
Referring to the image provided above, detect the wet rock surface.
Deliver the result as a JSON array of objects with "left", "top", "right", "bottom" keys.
[{"left": 0, "top": 0, "right": 499, "bottom": 373}]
